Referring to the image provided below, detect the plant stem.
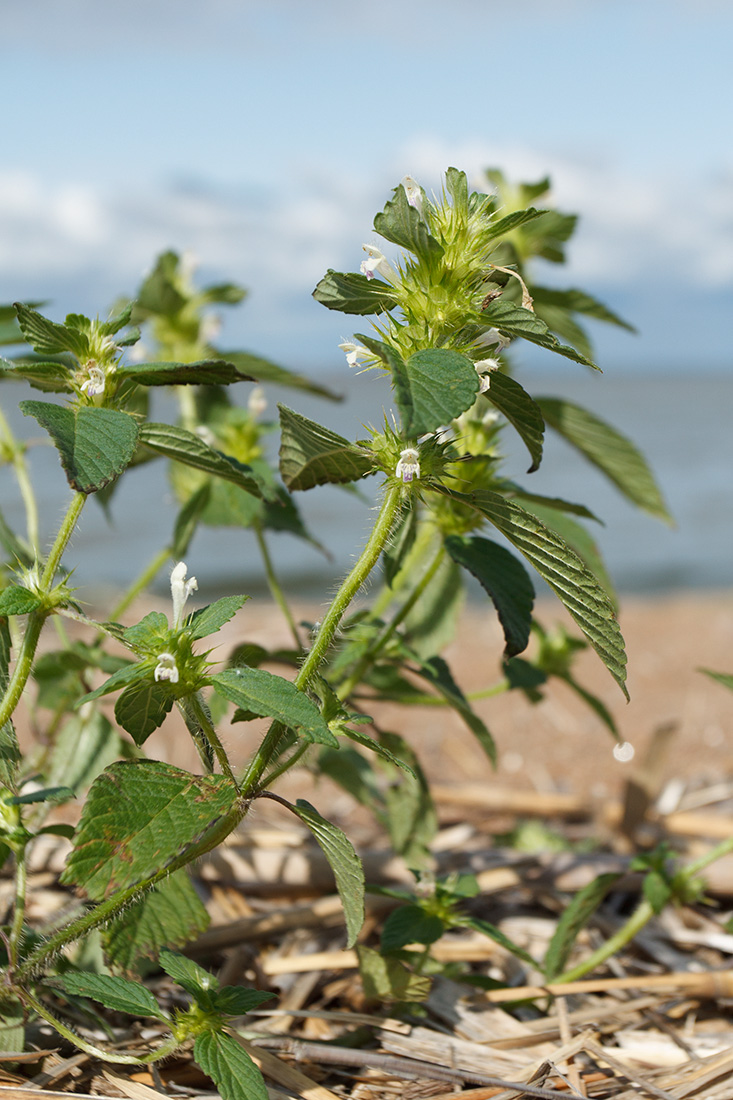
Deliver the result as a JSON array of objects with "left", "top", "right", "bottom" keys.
[
  {"left": 21, "top": 989, "right": 180, "bottom": 1064},
  {"left": 110, "top": 546, "right": 170, "bottom": 622},
  {"left": 41, "top": 491, "right": 86, "bottom": 588},
  {"left": 239, "top": 484, "right": 402, "bottom": 796},
  {"left": 0, "top": 492, "right": 87, "bottom": 732},
  {"left": 260, "top": 741, "right": 311, "bottom": 789},
  {"left": 8, "top": 849, "right": 28, "bottom": 968},
  {"left": 555, "top": 834, "right": 733, "bottom": 985},
  {"left": 184, "top": 691, "right": 237, "bottom": 785},
  {"left": 16, "top": 799, "right": 246, "bottom": 982},
  {"left": 336, "top": 538, "right": 445, "bottom": 701},
  {"left": 254, "top": 522, "right": 301, "bottom": 650},
  {"left": 0, "top": 404, "right": 39, "bottom": 556}
]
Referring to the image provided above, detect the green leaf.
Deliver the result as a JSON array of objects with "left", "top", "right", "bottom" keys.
[
  {"left": 102, "top": 870, "right": 210, "bottom": 974},
  {"left": 172, "top": 484, "right": 211, "bottom": 558},
  {"left": 278, "top": 405, "right": 373, "bottom": 491},
  {"left": 116, "top": 359, "right": 256, "bottom": 386},
  {"left": 373, "top": 183, "right": 444, "bottom": 261},
  {"left": 460, "top": 916, "right": 538, "bottom": 969},
  {"left": 99, "top": 303, "right": 134, "bottom": 336},
  {"left": 481, "top": 300, "right": 597, "bottom": 368},
  {"left": 312, "top": 269, "right": 399, "bottom": 315},
  {"left": 537, "top": 398, "right": 671, "bottom": 522},
  {"left": 381, "top": 905, "right": 444, "bottom": 953},
  {"left": 9, "top": 786, "right": 74, "bottom": 806},
  {"left": 159, "top": 948, "right": 219, "bottom": 996},
  {"left": 379, "top": 732, "right": 437, "bottom": 865},
  {"left": 139, "top": 422, "right": 270, "bottom": 500},
  {"left": 543, "top": 873, "right": 621, "bottom": 980},
  {"left": 290, "top": 798, "right": 365, "bottom": 947},
  {"left": 483, "top": 372, "right": 544, "bottom": 472},
  {"left": 213, "top": 668, "right": 337, "bottom": 746},
  {"left": 114, "top": 679, "right": 175, "bottom": 745},
  {"left": 484, "top": 207, "right": 545, "bottom": 241},
  {"left": 186, "top": 595, "right": 249, "bottom": 640},
  {"left": 393, "top": 348, "right": 479, "bottom": 436},
  {"left": 13, "top": 303, "right": 90, "bottom": 358},
  {"left": 356, "top": 944, "right": 431, "bottom": 1005},
  {"left": 517, "top": 501, "right": 615, "bottom": 604},
  {"left": 531, "top": 286, "right": 636, "bottom": 332},
  {"left": 644, "top": 870, "right": 673, "bottom": 914},
  {"left": 213, "top": 987, "right": 275, "bottom": 1017},
  {"left": 0, "top": 586, "right": 42, "bottom": 616},
  {"left": 57, "top": 972, "right": 168, "bottom": 1021},
  {"left": 402, "top": 555, "right": 464, "bottom": 660},
  {"left": 61, "top": 760, "right": 238, "bottom": 899},
  {"left": 0, "top": 996, "right": 26, "bottom": 1055},
  {"left": 445, "top": 535, "right": 534, "bottom": 657},
  {"left": 75, "top": 661, "right": 143, "bottom": 706},
  {"left": 134, "top": 252, "right": 187, "bottom": 316},
  {"left": 410, "top": 655, "right": 496, "bottom": 765},
  {"left": 435, "top": 486, "right": 628, "bottom": 698},
  {"left": 336, "top": 726, "right": 417, "bottom": 781},
  {"left": 219, "top": 350, "right": 342, "bottom": 400},
  {"left": 0, "top": 356, "right": 73, "bottom": 391},
  {"left": 700, "top": 669, "right": 733, "bottom": 692},
  {"left": 194, "top": 1030, "right": 268, "bottom": 1100},
  {"left": 20, "top": 402, "right": 139, "bottom": 494}
]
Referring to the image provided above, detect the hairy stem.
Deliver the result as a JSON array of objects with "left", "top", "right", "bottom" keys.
[
  {"left": 22, "top": 989, "right": 180, "bottom": 1064},
  {"left": 8, "top": 850, "right": 28, "bottom": 968},
  {"left": 239, "top": 484, "right": 402, "bottom": 796}
]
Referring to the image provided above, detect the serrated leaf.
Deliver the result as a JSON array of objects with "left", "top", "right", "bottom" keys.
[
  {"left": 76, "top": 660, "right": 143, "bottom": 706},
  {"left": 381, "top": 905, "right": 444, "bottom": 953},
  {"left": 102, "top": 870, "right": 209, "bottom": 975},
  {"left": 186, "top": 595, "right": 249, "bottom": 640},
  {"left": 159, "top": 948, "right": 219, "bottom": 996},
  {"left": 531, "top": 285, "right": 636, "bottom": 331},
  {"left": 393, "top": 348, "right": 479, "bottom": 436},
  {"left": 14, "top": 303, "right": 90, "bottom": 358},
  {"left": 435, "top": 487, "right": 628, "bottom": 697},
  {"left": 99, "top": 303, "right": 133, "bottom": 336},
  {"left": 122, "top": 610, "right": 170, "bottom": 648},
  {"left": 213, "top": 987, "right": 275, "bottom": 1017},
  {"left": 116, "top": 359, "right": 255, "bottom": 386},
  {"left": 336, "top": 726, "right": 417, "bottom": 781},
  {"left": 373, "top": 183, "right": 444, "bottom": 261},
  {"left": 445, "top": 535, "right": 534, "bottom": 657},
  {"left": 115, "top": 679, "right": 175, "bottom": 745},
  {"left": 290, "top": 798, "right": 364, "bottom": 946},
  {"left": 0, "top": 356, "right": 73, "bottom": 391},
  {"left": 537, "top": 397, "right": 671, "bottom": 521},
  {"left": 543, "top": 873, "right": 621, "bottom": 980},
  {"left": 61, "top": 760, "right": 238, "bottom": 899},
  {"left": 220, "top": 350, "right": 342, "bottom": 399},
  {"left": 356, "top": 944, "right": 432, "bottom": 1005},
  {"left": 483, "top": 371, "right": 544, "bottom": 472},
  {"left": 0, "top": 586, "right": 42, "bottom": 616},
  {"left": 139, "top": 422, "right": 270, "bottom": 500},
  {"left": 312, "top": 269, "right": 399, "bottom": 315},
  {"left": 278, "top": 404, "right": 373, "bottom": 491},
  {"left": 20, "top": 402, "right": 139, "bottom": 494},
  {"left": 57, "top": 972, "right": 168, "bottom": 1020},
  {"left": 212, "top": 668, "right": 337, "bottom": 746},
  {"left": 481, "top": 300, "right": 597, "bottom": 368},
  {"left": 410, "top": 654, "right": 496, "bottom": 765},
  {"left": 194, "top": 1030, "right": 268, "bottom": 1100}
]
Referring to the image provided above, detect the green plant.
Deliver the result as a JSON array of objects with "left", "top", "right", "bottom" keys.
[{"left": 0, "top": 168, "right": 672, "bottom": 1096}]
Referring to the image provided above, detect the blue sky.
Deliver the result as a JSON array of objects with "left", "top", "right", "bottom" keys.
[{"left": 2, "top": 0, "right": 732, "bottom": 372}]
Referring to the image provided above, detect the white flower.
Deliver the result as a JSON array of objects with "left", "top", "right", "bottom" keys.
[
  {"left": 338, "top": 341, "right": 370, "bottom": 369},
  {"left": 80, "top": 362, "right": 106, "bottom": 397},
  {"left": 360, "top": 244, "right": 398, "bottom": 284},
  {"left": 154, "top": 652, "right": 179, "bottom": 683},
  {"left": 170, "top": 561, "right": 198, "bottom": 630},
  {"left": 395, "top": 446, "right": 420, "bottom": 483},
  {"left": 248, "top": 386, "right": 267, "bottom": 418},
  {"left": 474, "top": 357, "right": 500, "bottom": 393},
  {"left": 479, "top": 328, "right": 511, "bottom": 353},
  {"left": 401, "top": 175, "right": 424, "bottom": 218}
]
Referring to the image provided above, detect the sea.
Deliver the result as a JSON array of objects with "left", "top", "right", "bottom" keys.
[{"left": 1, "top": 369, "right": 731, "bottom": 604}]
